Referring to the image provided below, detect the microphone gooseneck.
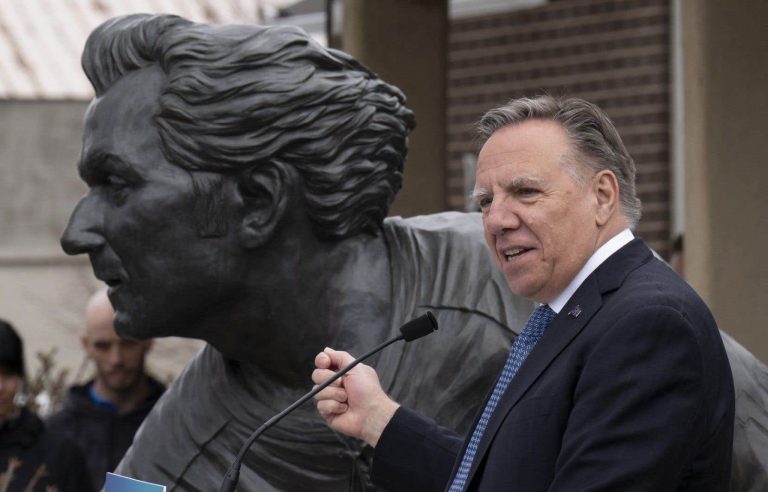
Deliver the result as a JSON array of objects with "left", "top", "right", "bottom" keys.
[{"left": 219, "top": 311, "right": 439, "bottom": 492}]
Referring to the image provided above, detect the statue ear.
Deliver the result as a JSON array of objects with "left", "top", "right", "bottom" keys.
[{"left": 237, "top": 163, "right": 289, "bottom": 249}]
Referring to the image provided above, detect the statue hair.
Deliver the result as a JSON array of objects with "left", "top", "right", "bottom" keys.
[{"left": 82, "top": 14, "right": 415, "bottom": 239}]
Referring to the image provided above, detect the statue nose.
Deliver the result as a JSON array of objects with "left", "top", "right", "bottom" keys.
[{"left": 60, "top": 197, "right": 105, "bottom": 255}]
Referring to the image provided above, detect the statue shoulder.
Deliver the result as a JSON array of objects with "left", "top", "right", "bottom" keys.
[
  {"left": 115, "top": 344, "right": 232, "bottom": 484},
  {"left": 384, "top": 212, "right": 531, "bottom": 332}
]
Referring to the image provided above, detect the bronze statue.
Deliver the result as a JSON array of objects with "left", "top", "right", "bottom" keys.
[
  {"left": 60, "top": 14, "right": 531, "bottom": 490},
  {"left": 61, "top": 13, "right": 767, "bottom": 492}
]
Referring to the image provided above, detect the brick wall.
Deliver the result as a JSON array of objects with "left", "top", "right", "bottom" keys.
[{"left": 447, "top": 0, "right": 671, "bottom": 256}]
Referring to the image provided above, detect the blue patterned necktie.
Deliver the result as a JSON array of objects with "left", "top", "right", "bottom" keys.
[{"left": 447, "top": 304, "right": 556, "bottom": 492}]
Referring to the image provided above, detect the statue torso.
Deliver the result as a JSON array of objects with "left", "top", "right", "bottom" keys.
[{"left": 116, "top": 212, "right": 534, "bottom": 491}]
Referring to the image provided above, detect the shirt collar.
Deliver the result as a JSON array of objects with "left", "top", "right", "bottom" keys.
[
  {"left": 88, "top": 382, "right": 119, "bottom": 414},
  {"left": 548, "top": 228, "right": 634, "bottom": 314}
]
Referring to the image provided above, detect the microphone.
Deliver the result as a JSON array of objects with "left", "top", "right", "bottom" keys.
[{"left": 219, "top": 311, "right": 438, "bottom": 492}]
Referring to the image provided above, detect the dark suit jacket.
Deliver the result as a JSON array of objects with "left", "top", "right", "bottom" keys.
[{"left": 371, "top": 239, "right": 735, "bottom": 491}]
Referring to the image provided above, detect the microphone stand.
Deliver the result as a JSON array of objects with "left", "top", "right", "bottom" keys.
[{"left": 219, "top": 312, "right": 437, "bottom": 492}]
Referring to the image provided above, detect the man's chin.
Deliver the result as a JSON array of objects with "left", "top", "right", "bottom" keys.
[
  {"left": 105, "top": 378, "right": 139, "bottom": 393},
  {"left": 113, "top": 310, "right": 167, "bottom": 340}
]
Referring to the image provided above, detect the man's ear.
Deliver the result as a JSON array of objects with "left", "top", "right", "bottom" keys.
[
  {"left": 593, "top": 170, "right": 619, "bottom": 227},
  {"left": 237, "top": 162, "right": 290, "bottom": 249}
]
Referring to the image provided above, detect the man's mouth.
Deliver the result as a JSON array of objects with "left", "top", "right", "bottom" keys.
[
  {"left": 502, "top": 247, "right": 533, "bottom": 261},
  {"left": 99, "top": 275, "right": 125, "bottom": 300},
  {"left": 103, "top": 277, "right": 124, "bottom": 300},
  {"left": 94, "top": 269, "right": 125, "bottom": 289},
  {"left": 104, "top": 277, "right": 122, "bottom": 288},
  {"left": 91, "top": 256, "right": 128, "bottom": 289}
]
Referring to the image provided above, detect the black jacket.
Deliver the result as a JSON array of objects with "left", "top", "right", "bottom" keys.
[
  {"left": 0, "top": 407, "right": 92, "bottom": 491},
  {"left": 372, "top": 240, "right": 734, "bottom": 491},
  {"left": 46, "top": 377, "right": 164, "bottom": 490}
]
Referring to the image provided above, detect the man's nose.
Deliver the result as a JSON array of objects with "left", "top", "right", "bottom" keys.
[
  {"left": 60, "top": 196, "right": 105, "bottom": 255},
  {"left": 0, "top": 374, "right": 14, "bottom": 392},
  {"left": 109, "top": 345, "right": 125, "bottom": 365},
  {"left": 484, "top": 196, "right": 521, "bottom": 236}
]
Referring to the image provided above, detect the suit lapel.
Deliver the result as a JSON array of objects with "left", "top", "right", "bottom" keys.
[
  {"left": 463, "top": 239, "right": 653, "bottom": 487},
  {"left": 463, "top": 277, "right": 602, "bottom": 483}
]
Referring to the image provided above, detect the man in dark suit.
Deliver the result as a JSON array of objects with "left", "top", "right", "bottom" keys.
[{"left": 312, "top": 96, "right": 735, "bottom": 491}]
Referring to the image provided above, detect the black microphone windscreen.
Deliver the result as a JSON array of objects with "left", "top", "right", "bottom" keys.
[{"left": 399, "top": 311, "right": 438, "bottom": 342}]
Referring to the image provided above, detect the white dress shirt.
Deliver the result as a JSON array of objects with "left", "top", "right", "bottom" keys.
[{"left": 548, "top": 229, "right": 634, "bottom": 314}]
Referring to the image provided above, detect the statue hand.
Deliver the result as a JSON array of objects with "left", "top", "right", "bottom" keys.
[{"left": 312, "top": 347, "right": 399, "bottom": 447}]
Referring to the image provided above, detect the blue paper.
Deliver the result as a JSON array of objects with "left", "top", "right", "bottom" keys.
[{"left": 105, "top": 473, "right": 166, "bottom": 492}]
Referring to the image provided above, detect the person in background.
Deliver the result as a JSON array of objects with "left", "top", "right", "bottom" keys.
[
  {"left": 0, "top": 318, "right": 92, "bottom": 491},
  {"left": 47, "top": 290, "right": 164, "bottom": 490}
]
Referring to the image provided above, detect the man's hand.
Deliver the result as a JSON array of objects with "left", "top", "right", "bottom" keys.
[{"left": 312, "top": 347, "right": 400, "bottom": 447}]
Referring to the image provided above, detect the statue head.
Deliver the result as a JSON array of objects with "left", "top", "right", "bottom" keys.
[{"left": 61, "top": 14, "right": 415, "bottom": 344}]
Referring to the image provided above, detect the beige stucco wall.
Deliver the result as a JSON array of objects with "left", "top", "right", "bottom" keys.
[
  {"left": 343, "top": 0, "right": 448, "bottom": 217},
  {"left": 681, "top": 0, "right": 768, "bottom": 362}
]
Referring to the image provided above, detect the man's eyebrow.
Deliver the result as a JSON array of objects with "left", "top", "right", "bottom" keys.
[
  {"left": 506, "top": 176, "right": 546, "bottom": 189},
  {"left": 470, "top": 187, "right": 490, "bottom": 202},
  {"left": 79, "top": 151, "right": 143, "bottom": 183},
  {"left": 470, "top": 176, "right": 545, "bottom": 200}
]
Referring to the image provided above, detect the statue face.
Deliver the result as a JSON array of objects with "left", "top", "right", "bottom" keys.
[{"left": 61, "top": 66, "right": 244, "bottom": 340}]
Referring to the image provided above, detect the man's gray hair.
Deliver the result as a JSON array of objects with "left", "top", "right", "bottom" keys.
[
  {"left": 82, "top": 14, "right": 415, "bottom": 240},
  {"left": 477, "top": 95, "right": 642, "bottom": 228}
]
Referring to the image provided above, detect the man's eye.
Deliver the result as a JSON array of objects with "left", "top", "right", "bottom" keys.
[
  {"left": 518, "top": 188, "right": 539, "bottom": 197},
  {"left": 103, "top": 174, "right": 131, "bottom": 202},
  {"left": 106, "top": 174, "right": 128, "bottom": 189},
  {"left": 477, "top": 197, "right": 492, "bottom": 209}
]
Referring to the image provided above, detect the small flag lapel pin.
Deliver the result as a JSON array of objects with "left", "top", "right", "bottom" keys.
[{"left": 568, "top": 305, "right": 582, "bottom": 318}]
